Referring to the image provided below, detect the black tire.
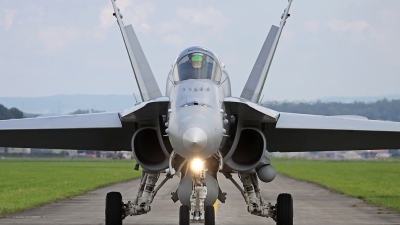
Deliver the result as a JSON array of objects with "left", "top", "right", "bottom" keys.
[
  {"left": 179, "top": 205, "right": 190, "bottom": 225},
  {"left": 276, "top": 193, "right": 293, "bottom": 225},
  {"left": 204, "top": 205, "right": 215, "bottom": 225},
  {"left": 106, "top": 192, "right": 123, "bottom": 225}
]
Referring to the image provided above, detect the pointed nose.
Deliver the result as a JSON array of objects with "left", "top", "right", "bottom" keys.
[{"left": 182, "top": 127, "right": 208, "bottom": 152}]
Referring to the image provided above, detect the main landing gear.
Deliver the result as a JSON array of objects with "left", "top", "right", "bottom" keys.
[
  {"left": 106, "top": 157, "right": 291, "bottom": 225},
  {"left": 224, "top": 172, "right": 293, "bottom": 225},
  {"left": 105, "top": 186, "right": 291, "bottom": 225},
  {"left": 276, "top": 193, "right": 293, "bottom": 225},
  {"left": 105, "top": 192, "right": 123, "bottom": 225},
  {"left": 105, "top": 171, "right": 174, "bottom": 225}
]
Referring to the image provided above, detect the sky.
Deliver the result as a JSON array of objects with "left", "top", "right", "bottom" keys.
[{"left": 1, "top": 0, "right": 400, "bottom": 101}]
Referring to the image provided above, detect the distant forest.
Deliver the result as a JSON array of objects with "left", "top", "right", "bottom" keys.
[
  {"left": 69, "top": 109, "right": 104, "bottom": 115},
  {"left": 2, "top": 99, "right": 400, "bottom": 122},
  {"left": 264, "top": 99, "right": 400, "bottom": 122},
  {"left": 0, "top": 104, "right": 24, "bottom": 120}
]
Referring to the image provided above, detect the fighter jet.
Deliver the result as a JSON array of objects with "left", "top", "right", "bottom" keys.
[{"left": 2, "top": 0, "right": 400, "bottom": 224}]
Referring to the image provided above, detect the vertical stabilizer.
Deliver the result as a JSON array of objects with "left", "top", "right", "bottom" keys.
[
  {"left": 111, "top": 0, "right": 162, "bottom": 101},
  {"left": 241, "top": 0, "right": 293, "bottom": 103}
]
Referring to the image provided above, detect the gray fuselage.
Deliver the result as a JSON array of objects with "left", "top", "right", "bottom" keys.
[{"left": 165, "top": 47, "right": 231, "bottom": 160}]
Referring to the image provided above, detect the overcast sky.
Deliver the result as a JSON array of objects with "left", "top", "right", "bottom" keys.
[{"left": 1, "top": 0, "right": 400, "bottom": 101}]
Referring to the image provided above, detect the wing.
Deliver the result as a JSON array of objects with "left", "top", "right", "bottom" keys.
[
  {"left": 0, "top": 97, "right": 169, "bottom": 151},
  {"left": 241, "top": 0, "right": 293, "bottom": 103},
  {"left": 111, "top": 0, "right": 162, "bottom": 101},
  {"left": 224, "top": 97, "right": 279, "bottom": 123},
  {"left": 224, "top": 97, "right": 400, "bottom": 152},
  {"left": 265, "top": 112, "right": 400, "bottom": 152}
]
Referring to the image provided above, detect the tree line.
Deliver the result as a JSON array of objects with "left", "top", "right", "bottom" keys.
[
  {"left": 0, "top": 104, "right": 24, "bottom": 120},
  {"left": 3, "top": 99, "right": 400, "bottom": 122},
  {"left": 69, "top": 109, "right": 104, "bottom": 115},
  {"left": 0, "top": 105, "right": 106, "bottom": 120},
  {"left": 263, "top": 99, "right": 400, "bottom": 122}
]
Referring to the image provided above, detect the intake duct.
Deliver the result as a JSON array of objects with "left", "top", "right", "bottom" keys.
[
  {"left": 224, "top": 128, "right": 266, "bottom": 172},
  {"left": 132, "top": 127, "right": 169, "bottom": 172}
]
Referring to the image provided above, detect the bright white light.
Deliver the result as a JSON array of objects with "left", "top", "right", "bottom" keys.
[{"left": 191, "top": 158, "right": 204, "bottom": 172}]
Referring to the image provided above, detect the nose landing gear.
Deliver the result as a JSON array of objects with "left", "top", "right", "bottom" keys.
[
  {"left": 224, "top": 172, "right": 293, "bottom": 225},
  {"left": 179, "top": 205, "right": 190, "bottom": 225},
  {"left": 179, "top": 205, "right": 215, "bottom": 225},
  {"left": 204, "top": 205, "right": 215, "bottom": 225}
]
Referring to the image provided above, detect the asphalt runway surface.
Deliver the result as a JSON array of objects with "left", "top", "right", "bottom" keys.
[{"left": 2, "top": 174, "right": 400, "bottom": 225}]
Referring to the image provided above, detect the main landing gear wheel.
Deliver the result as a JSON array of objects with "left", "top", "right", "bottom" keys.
[
  {"left": 179, "top": 205, "right": 190, "bottom": 225},
  {"left": 276, "top": 193, "right": 293, "bottom": 225},
  {"left": 106, "top": 192, "right": 123, "bottom": 225},
  {"left": 204, "top": 205, "right": 215, "bottom": 225}
]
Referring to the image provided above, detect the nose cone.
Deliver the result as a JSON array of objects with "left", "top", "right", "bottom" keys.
[{"left": 182, "top": 127, "right": 208, "bottom": 152}]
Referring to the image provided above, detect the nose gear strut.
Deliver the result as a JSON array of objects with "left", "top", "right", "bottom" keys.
[{"left": 190, "top": 167, "right": 207, "bottom": 221}]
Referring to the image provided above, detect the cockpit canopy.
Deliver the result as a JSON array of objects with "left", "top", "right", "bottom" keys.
[{"left": 173, "top": 46, "right": 222, "bottom": 84}]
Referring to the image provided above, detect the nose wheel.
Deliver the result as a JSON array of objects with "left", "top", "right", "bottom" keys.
[
  {"left": 276, "top": 193, "right": 293, "bottom": 225},
  {"left": 204, "top": 205, "right": 215, "bottom": 225},
  {"left": 179, "top": 205, "right": 190, "bottom": 225},
  {"left": 179, "top": 205, "right": 215, "bottom": 225}
]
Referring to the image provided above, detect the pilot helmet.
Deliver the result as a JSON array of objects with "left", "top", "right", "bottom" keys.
[{"left": 191, "top": 54, "right": 203, "bottom": 69}]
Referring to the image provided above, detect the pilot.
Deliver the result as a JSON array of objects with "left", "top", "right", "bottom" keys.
[{"left": 191, "top": 54, "right": 203, "bottom": 69}]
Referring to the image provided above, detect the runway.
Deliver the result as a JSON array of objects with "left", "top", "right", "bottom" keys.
[{"left": 1, "top": 174, "right": 399, "bottom": 225}]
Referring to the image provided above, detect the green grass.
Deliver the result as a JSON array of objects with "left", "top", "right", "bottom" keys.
[
  {"left": 0, "top": 158, "right": 141, "bottom": 217},
  {"left": 271, "top": 157, "right": 400, "bottom": 212}
]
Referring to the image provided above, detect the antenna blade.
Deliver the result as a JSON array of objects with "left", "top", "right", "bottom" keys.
[{"left": 241, "top": 0, "right": 294, "bottom": 102}]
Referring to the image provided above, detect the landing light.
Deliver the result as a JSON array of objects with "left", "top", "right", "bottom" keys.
[{"left": 190, "top": 158, "right": 204, "bottom": 172}]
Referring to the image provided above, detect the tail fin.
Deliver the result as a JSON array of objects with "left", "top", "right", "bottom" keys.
[
  {"left": 111, "top": 0, "right": 162, "bottom": 101},
  {"left": 241, "top": 0, "right": 294, "bottom": 103}
]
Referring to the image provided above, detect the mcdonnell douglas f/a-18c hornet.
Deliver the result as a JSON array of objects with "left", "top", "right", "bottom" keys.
[{"left": 2, "top": 0, "right": 400, "bottom": 224}]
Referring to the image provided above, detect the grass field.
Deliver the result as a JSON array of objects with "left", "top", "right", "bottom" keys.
[
  {"left": 0, "top": 158, "right": 141, "bottom": 217},
  {"left": 2, "top": 157, "right": 399, "bottom": 218},
  {"left": 271, "top": 157, "right": 400, "bottom": 212}
]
